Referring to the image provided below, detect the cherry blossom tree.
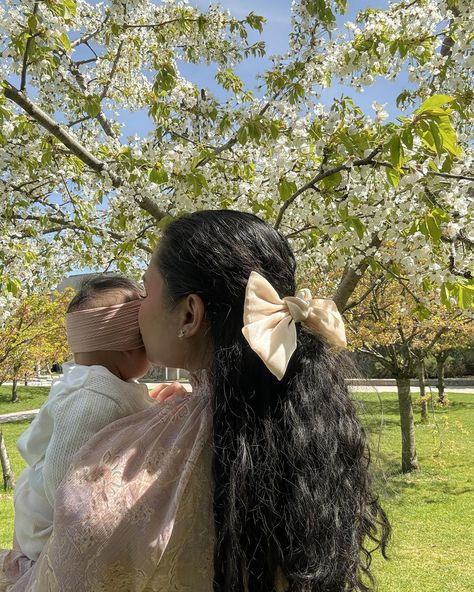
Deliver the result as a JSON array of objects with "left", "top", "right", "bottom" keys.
[{"left": 0, "top": 0, "right": 472, "bottom": 320}]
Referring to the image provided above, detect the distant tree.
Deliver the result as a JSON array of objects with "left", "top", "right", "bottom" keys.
[
  {"left": 431, "top": 327, "right": 474, "bottom": 404},
  {"left": 0, "top": 290, "right": 72, "bottom": 402},
  {"left": 347, "top": 273, "right": 473, "bottom": 472}
]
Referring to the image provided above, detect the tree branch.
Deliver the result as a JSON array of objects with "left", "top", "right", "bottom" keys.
[
  {"left": 20, "top": 1, "right": 40, "bottom": 91},
  {"left": 196, "top": 91, "right": 282, "bottom": 168},
  {"left": 274, "top": 147, "right": 382, "bottom": 230},
  {"left": 332, "top": 232, "right": 384, "bottom": 312},
  {"left": 12, "top": 213, "right": 153, "bottom": 254},
  {"left": 123, "top": 18, "right": 197, "bottom": 30},
  {"left": 448, "top": 255, "right": 473, "bottom": 279},
  {"left": 71, "top": 18, "right": 109, "bottom": 49},
  {"left": 423, "top": 327, "right": 450, "bottom": 356},
  {"left": 98, "top": 39, "right": 124, "bottom": 102},
  {"left": 344, "top": 273, "right": 385, "bottom": 312},
  {"left": 427, "top": 171, "right": 474, "bottom": 182},
  {"left": 441, "top": 230, "right": 474, "bottom": 248},
  {"left": 65, "top": 58, "right": 117, "bottom": 138},
  {"left": 4, "top": 82, "right": 108, "bottom": 172},
  {"left": 3, "top": 83, "right": 166, "bottom": 222}
]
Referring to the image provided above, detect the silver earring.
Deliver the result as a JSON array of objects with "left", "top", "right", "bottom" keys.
[{"left": 178, "top": 329, "right": 186, "bottom": 339}]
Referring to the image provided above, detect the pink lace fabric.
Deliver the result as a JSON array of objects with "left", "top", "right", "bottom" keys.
[{"left": 3, "top": 386, "right": 214, "bottom": 591}]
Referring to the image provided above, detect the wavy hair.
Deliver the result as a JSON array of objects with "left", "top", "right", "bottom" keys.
[{"left": 156, "top": 210, "right": 390, "bottom": 591}]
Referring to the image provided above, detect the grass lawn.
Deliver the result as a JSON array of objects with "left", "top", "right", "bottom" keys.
[
  {"left": 0, "top": 385, "right": 50, "bottom": 415},
  {"left": 1, "top": 390, "right": 473, "bottom": 591},
  {"left": 0, "top": 420, "right": 30, "bottom": 549}
]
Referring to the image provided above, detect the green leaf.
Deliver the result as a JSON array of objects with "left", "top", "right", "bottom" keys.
[
  {"left": 457, "top": 285, "right": 473, "bottom": 309},
  {"left": 186, "top": 172, "right": 208, "bottom": 196},
  {"left": 245, "top": 12, "right": 265, "bottom": 33},
  {"left": 269, "top": 120, "right": 281, "bottom": 140},
  {"left": 419, "top": 218, "right": 429, "bottom": 238},
  {"left": 6, "top": 277, "right": 21, "bottom": 296},
  {"left": 278, "top": 178, "right": 297, "bottom": 201},
  {"left": 320, "top": 171, "right": 342, "bottom": 189},
  {"left": 432, "top": 207, "right": 450, "bottom": 222},
  {"left": 117, "top": 213, "right": 127, "bottom": 230},
  {"left": 428, "top": 120, "right": 443, "bottom": 156},
  {"left": 414, "top": 303, "right": 431, "bottom": 320},
  {"left": 437, "top": 115, "right": 462, "bottom": 157},
  {"left": 157, "top": 214, "right": 173, "bottom": 230},
  {"left": 84, "top": 96, "right": 100, "bottom": 118},
  {"left": 347, "top": 216, "right": 365, "bottom": 239},
  {"left": 388, "top": 135, "right": 403, "bottom": 169},
  {"left": 149, "top": 165, "right": 168, "bottom": 184},
  {"left": 58, "top": 33, "right": 71, "bottom": 52},
  {"left": 425, "top": 212, "right": 442, "bottom": 241},
  {"left": 440, "top": 282, "right": 451, "bottom": 307},
  {"left": 28, "top": 14, "right": 38, "bottom": 32},
  {"left": 63, "top": 0, "right": 77, "bottom": 15},
  {"left": 236, "top": 125, "right": 248, "bottom": 145},
  {"left": 418, "top": 120, "right": 436, "bottom": 152},
  {"left": 401, "top": 128, "right": 413, "bottom": 150},
  {"left": 441, "top": 154, "right": 453, "bottom": 172},
  {"left": 153, "top": 63, "right": 177, "bottom": 93},
  {"left": 422, "top": 278, "right": 432, "bottom": 292},
  {"left": 415, "top": 94, "right": 455, "bottom": 114},
  {"left": 247, "top": 119, "right": 262, "bottom": 141},
  {"left": 463, "top": 283, "right": 474, "bottom": 293},
  {"left": 386, "top": 167, "right": 400, "bottom": 187}
]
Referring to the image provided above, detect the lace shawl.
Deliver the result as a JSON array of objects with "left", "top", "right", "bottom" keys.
[{"left": 6, "top": 389, "right": 214, "bottom": 592}]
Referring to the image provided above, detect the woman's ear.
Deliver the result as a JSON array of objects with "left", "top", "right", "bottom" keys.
[{"left": 179, "top": 294, "right": 206, "bottom": 338}]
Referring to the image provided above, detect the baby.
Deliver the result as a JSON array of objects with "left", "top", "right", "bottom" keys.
[{"left": 9, "top": 274, "right": 182, "bottom": 566}]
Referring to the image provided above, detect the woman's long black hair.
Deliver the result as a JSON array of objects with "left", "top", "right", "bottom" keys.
[{"left": 156, "top": 210, "right": 390, "bottom": 591}]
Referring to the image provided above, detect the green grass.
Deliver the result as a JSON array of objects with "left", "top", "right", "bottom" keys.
[
  {"left": 360, "top": 392, "right": 474, "bottom": 592},
  {"left": 0, "top": 420, "right": 30, "bottom": 548},
  {"left": 1, "top": 391, "right": 473, "bottom": 591},
  {"left": 0, "top": 385, "right": 50, "bottom": 415}
]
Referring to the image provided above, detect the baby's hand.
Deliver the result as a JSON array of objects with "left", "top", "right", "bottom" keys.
[{"left": 149, "top": 382, "right": 188, "bottom": 402}]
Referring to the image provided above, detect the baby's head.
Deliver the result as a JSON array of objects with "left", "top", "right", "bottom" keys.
[{"left": 66, "top": 275, "right": 150, "bottom": 380}]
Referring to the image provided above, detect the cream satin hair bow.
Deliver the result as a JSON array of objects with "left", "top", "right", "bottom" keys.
[{"left": 242, "top": 271, "right": 347, "bottom": 380}]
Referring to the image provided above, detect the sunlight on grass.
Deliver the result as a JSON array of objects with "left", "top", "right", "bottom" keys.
[
  {"left": 0, "top": 385, "right": 50, "bottom": 415},
  {"left": 0, "top": 421, "right": 29, "bottom": 548}
]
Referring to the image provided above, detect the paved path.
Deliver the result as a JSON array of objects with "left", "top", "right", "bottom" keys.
[
  {"left": 349, "top": 386, "right": 474, "bottom": 394},
  {"left": 0, "top": 410, "right": 40, "bottom": 424}
]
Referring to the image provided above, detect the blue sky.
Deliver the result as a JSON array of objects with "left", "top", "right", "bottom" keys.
[{"left": 120, "top": 0, "right": 413, "bottom": 140}]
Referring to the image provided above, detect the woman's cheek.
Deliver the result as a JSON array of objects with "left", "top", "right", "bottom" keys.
[{"left": 138, "top": 302, "right": 153, "bottom": 345}]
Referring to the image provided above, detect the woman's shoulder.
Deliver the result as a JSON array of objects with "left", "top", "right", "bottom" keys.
[{"left": 68, "top": 389, "right": 209, "bottom": 458}]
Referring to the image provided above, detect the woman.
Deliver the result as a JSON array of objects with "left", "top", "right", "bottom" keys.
[{"left": 7, "top": 210, "right": 390, "bottom": 591}]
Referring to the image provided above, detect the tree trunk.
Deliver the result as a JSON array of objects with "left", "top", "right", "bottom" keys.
[
  {"left": 436, "top": 354, "right": 447, "bottom": 403},
  {"left": 0, "top": 429, "right": 15, "bottom": 490},
  {"left": 418, "top": 360, "right": 428, "bottom": 422},
  {"left": 333, "top": 234, "right": 383, "bottom": 311},
  {"left": 396, "top": 377, "right": 420, "bottom": 472},
  {"left": 11, "top": 376, "right": 18, "bottom": 403}
]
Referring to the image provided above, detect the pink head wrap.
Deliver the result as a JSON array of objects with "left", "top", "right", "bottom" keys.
[{"left": 65, "top": 299, "right": 144, "bottom": 353}]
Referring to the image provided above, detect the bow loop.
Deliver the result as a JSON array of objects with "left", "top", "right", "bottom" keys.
[
  {"left": 242, "top": 271, "right": 347, "bottom": 380},
  {"left": 283, "top": 296, "right": 310, "bottom": 323}
]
